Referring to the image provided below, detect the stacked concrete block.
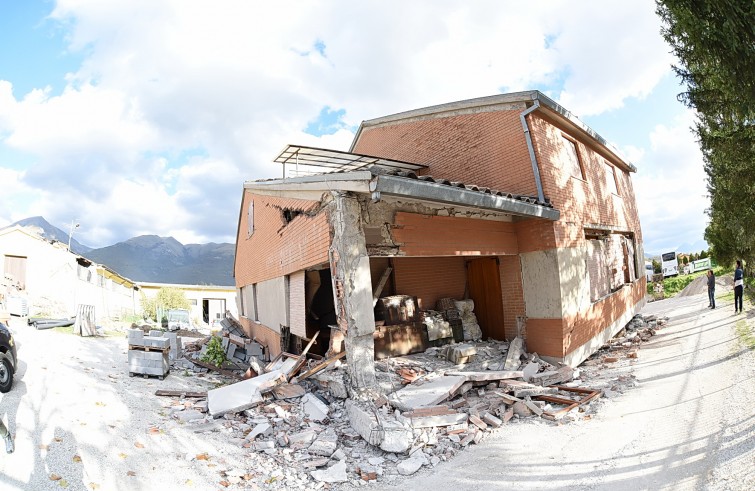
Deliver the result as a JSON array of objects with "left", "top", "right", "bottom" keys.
[
  {"left": 127, "top": 328, "right": 144, "bottom": 346},
  {"left": 127, "top": 328, "right": 170, "bottom": 378},
  {"left": 162, "top": 332, "right": 181, "bottom": 361},
  {"left": 128, "top": 349, "right": 169, "bottom": 378},
  {"left": 142, "top": 336, "right": 171, "bottom": 349}
]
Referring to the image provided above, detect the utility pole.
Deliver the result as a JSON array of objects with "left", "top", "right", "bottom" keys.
[{"left": 68, "top": 219, "right": 80, "bottom": 251}]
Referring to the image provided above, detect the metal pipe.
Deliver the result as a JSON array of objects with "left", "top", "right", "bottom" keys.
[{"left": 519, "top": 99, "right": 546, "bottom": 204}]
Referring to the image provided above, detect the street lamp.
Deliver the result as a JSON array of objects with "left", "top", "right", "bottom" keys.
[{"left": 68, "top": 219, "right": 80, "bottom": 251}]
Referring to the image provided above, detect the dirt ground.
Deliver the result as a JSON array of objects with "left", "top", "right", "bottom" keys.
[{"left": 1, "top": 286, "right": 753, "bottom": 490}]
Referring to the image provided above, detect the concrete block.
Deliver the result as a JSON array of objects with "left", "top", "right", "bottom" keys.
[
  {"left": 444, "top": 344, "right": 477, "bottom": 364},
  {"left": 302, "top": 393, "right": 330, "bottom": 422},
  {"left": 149, "top": 330, "right": 163, "bottom": 338},
  {"left": 345, "top": 399, "right": 412, "bottom": 453},
  {"left": 127, "top": 329, "right": 144, "bottom": 346},
  {"left": 163, "top": 332, "right": 180, "bottom": 360}
]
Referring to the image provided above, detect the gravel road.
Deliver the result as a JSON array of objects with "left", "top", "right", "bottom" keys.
[
  {"left": 0, "top": 319, "right": 249, "bottom": 491},
  {"left": 1, "top": 288, "right": 753, "bottom": 491}
]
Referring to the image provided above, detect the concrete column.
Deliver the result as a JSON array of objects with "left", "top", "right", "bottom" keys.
[{"left": 328, "top": 192, "right": 377, "bottom": 389}]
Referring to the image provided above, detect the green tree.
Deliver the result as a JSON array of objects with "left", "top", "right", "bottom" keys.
[
  {"left": 699, "top": 249, "right": 708, "bottom": 259},
  {"left": 652, "top": 259, "right": 662, "bottom": 274},
  {"left": 682, "top": 256, "right": 689, "bottom": 265},
  {"left": 140, "top": 287, "right": 190, "bottom": 321},
  {"left": 657, "top": 1, "right": 755, "bottom": 266}
]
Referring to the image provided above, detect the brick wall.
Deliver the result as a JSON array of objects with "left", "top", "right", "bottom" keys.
[
  {"left": 354, "top": 110, "right": 538, "bottom": 197},
  {"left": 499, "top": 255, "right": 526, "bottom": 340},
  {"left": 528, "top": 113, "right": 643, "bottom": 248},
  {"left": 235, "top": 192, "right": 330, "bottom": 287},
  {"left": 526, "top": 280, "right": 646, "bottom": 358},
  {"left": 392, "top": 212, "right": 518, "bottom": 256},
  {"left": 392, "top": 256, "right": 467, "bottom": 311}
]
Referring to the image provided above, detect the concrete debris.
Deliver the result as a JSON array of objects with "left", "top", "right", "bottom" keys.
[
  {"left": 441, "top": 343, "right": 477, "bottom": 365},
  {"left": 301, "top": 393, "right": 330, "bottom": 422},
  {"left": 141, "top": 309, "right": 665, "bottom": 489},
  {"left": 503, "top": 336, "right": 525, "bottom": 370},
  {"left": 397, "top": 453, "right": 427, "bottom": 476},
  {"left": 388, "top": 375, "right": 467, "bottom": 411},
  {"left": 311, "top": 461, "right": 348, "bottom": 483}
]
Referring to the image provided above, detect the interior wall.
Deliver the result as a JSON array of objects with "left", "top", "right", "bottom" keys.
[{"left": 392, "top": 256, "right": 466, "bottom": 311}]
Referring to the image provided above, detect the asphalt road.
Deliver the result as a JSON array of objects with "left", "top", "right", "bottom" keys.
[{"left": 372, "top": 293, "right": 755, "bottom": 491}]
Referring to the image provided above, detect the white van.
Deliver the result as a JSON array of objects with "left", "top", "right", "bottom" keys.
[{"left": 645, "top": 262, "right": 654, "bottom": 281}]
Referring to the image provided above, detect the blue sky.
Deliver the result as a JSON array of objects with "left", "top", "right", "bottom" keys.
[{"left": 0, "top": 0, "right": 709, "bottom": 255}]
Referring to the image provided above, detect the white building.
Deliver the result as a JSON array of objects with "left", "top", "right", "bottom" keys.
[
  {"left": 0, "top": 225, "right": 140, "bottom": 322},
  {"left": 137, "top": 282, "right": 238, "bottom": 327}
]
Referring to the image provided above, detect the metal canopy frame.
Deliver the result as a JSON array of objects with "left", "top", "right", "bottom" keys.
[{"left": 274, "top": 145, "right": 428, "bottom": 177}]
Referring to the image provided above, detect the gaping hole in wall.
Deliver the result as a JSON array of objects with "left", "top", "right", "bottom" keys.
[
  {"left": 283, "top": 208, "right": 304, "bottom": 223},
  {"left": 305, "top": 268, "right": 334, "bottom": 356},
  {"left": 585, "top": 230, "right": 638, "bottom": 302}
]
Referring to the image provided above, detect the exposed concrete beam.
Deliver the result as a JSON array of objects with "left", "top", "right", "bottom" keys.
[{"left": 371, "top": 174, "right": 560, "bottom": 220}]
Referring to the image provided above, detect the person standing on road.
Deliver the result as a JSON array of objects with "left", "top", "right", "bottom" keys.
[
  {"left": 707, "top": 269, "right": 716, "bottom": 309},
  {"left": 734, "top": 260, "right": 744, "bottom": 314},
  {"left": 0, "top": 418, "right": 13, "bottom": 453}
]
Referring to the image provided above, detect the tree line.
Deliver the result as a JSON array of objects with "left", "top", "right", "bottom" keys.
[{"left": 656, "top": 1, "right": 755, "bottom": 269}]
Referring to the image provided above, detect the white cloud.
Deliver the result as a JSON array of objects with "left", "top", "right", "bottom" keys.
[
  {"left": 0, "top": 0, "right": 679, "bottom": 247},
  {"left": 633, "top": 110, "right": 709, "bottom": 253}
]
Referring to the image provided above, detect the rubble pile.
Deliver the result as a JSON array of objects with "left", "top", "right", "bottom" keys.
[{"left": 143, "top": 312, "right": 667, "bottom": 488}]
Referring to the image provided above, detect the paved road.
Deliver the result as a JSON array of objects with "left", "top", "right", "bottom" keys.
[{"left": 374, "top": 293, "right": 755, "bottom": 491}]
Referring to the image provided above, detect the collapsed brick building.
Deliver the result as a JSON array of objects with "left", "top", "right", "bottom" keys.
[{"left": 234, "top": 91, "right": 645, "bottom": 388}]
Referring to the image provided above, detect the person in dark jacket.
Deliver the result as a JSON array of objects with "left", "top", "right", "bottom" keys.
[
  {"left": 707, "top": 269, "right": 716, "bottom": 309},
  {"left": 733, "top": 260, "right": 744, "bottom": 313}
]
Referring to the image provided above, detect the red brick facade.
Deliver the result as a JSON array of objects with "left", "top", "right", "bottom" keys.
[{"left": 236, "top": 94, "right": 645, "bottom": 363}]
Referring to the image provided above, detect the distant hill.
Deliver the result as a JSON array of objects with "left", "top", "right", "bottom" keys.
[
  {"left": 6, "top": 216, "right": 92, "bottom": 254},
  {"left": 84, "top": 235, "right": 235, "bottom": 286},
  {"left": 2, "top": 217, "right": 235, "bottom": 286}
]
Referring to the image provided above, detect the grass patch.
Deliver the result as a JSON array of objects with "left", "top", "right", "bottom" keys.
[
  {"left": 735, "top": 320, "right": 755, "bottom": 350},
  {"left": 648, "top": 265, "right": 733, "bottom": 298},
  {"left": 718, "top": 291, "right": 734, "bottom": 302}
]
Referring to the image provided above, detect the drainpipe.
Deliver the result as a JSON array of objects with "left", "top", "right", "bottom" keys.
[{"left": 519, "top": 99, "right": 545, "bottom": 204}]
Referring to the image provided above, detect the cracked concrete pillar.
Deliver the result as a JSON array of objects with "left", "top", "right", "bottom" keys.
[{"left": 328, "top": 192, "right": 377, "bottom": 389}]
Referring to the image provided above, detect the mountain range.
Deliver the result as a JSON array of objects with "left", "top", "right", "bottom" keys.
[{"left": 5, "top": 217, "right": 235, "bottom": 286}]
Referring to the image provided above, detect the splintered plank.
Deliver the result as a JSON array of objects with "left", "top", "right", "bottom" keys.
[
  {"left": 291, "top": 351, "right": 346, "bottom": 383},
  {"left": 154, "top": 390, "right": 207, "bottom": 398},
  {"left": 446, "top": 371, "right": 524, "bottom": 382}
]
